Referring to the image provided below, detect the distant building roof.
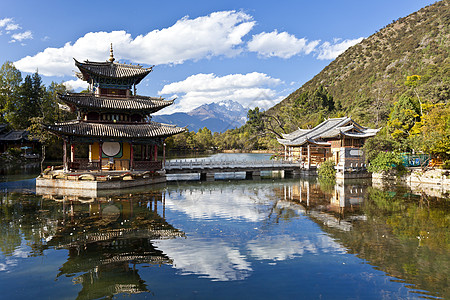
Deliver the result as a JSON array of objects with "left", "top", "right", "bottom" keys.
[
  {"left": 0, "top": 124, "right": 8, "bottom": 134},
  {"left": 277, "top": 117, "right": 380, "bottom": 146},
  {"left": 0, "top": 130, "right": 34, "bottom": 142},
  {"left": 45, "top": 120, "right": 185, "bottom": 140},
  {"left": 59, "top": 93, "right": 174, "bottom": 114}
]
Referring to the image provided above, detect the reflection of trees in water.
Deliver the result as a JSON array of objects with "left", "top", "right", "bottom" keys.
[
  {"left": 0, "top": 189, "right": 184, "bottom": 299},
  {"left": 353, "top": 186, "right": 449, "bottom": 299},
  {"left": 0, "top": 192, "right": 57, "bottom": 257},
  {"left": 279, "top": 181, "right": 449, "bottom": 300},
  {"left": 1, "top": 180, "right": 448, "bottom": 298}
]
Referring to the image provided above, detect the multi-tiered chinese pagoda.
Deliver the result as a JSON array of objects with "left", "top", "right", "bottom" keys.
[{"left": 38, "top": 46, "right": 184, "bottom": 190}]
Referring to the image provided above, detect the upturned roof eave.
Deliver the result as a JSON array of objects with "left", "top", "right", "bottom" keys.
[
  {"left": 44, "top": 120, "right": 185, "bottom": 140},
  {"left": 57, "top": 93, "right": 175, "bottom": 113},
  {"left": 74, "top": 58, "right": 153, "bottom": 83},
  {"left": 277, "top": 137, "right": 331, "bottom": 147}
]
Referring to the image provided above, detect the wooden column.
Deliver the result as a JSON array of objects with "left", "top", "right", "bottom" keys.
[
  {"left": 145, "top": 145, "right": 149, "bottom": 160},
  {"left": 63, "top": 139, "right": 68, "bottom": 172},
  {"left": 300, "top": 147, "right": 303, "bottom": 164},
  {"left": 163, "top": 192, "right": 165, "bottom": 219},
  {"left": 141, "top": 145, "right": 144, "bottom": 160},
  {"left": 307, "top": 144, "right": 311, "bottom": 169},
  {"left": 299, "top": 182, "right": 302, "bottom": 203},
  {"left": 306, "top": 180, "right": 310, "bottom": 207},
  {"left": 130, "top": 143, "right": 134, "bottom": 170},
  {"left": 284, "top": 145, "right": 287, "bottom": 160},
  {"left": 154, "top": 144, "right": 157, "bottom": 162},
  {"left": 70, "top": 144, "right": 74, "bottom": 162},
  {"left": 163, "top": 141, "right": 166, "bottom": 166},
  {"left": 98, "top": 142, "right": 102, "bottom": 171}
]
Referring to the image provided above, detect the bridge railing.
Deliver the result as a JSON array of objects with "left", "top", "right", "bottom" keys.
[{"left": 164, "top": 159, "right": 300, "bottom": 169}]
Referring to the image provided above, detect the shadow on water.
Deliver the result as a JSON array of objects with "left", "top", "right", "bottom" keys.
[
  {"left": 0, "top": 176, "right": 448, "bottom": 299},
  {"left": 0, "top": 162, "right": 41, "bottom": 183}
]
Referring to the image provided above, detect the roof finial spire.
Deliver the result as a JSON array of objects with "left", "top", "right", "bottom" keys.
[{"left": 108, "top": 43, "right": 115, "bottom": 62}]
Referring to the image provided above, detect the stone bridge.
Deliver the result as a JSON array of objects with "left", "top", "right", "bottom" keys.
[{"left": 164, "top": 159, "right": 301, "bottom": 180}]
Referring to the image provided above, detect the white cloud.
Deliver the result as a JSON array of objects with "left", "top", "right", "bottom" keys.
[
  {"left": 11, "top": 30, "right": 32, "bottom": 42},
  {"left": 0, "top": 17, "right": 21, "bottom": 36},
  {"left": 317, "top": 37, "right": 364, "bottom": 60},
  {"left": 14, "top": 11, "right": 255, "bottom": 76},
  {"left": 158, "top": 72, "right": 283, "bottom": 113},
  {"left": 0, "top": 18, "right": 14, "bottom": 28},
  {"left": 6, "top": 23, "right": 20, "bottom": 31},
  {"left": 162, "top": 180, "right": 276, "bottom": 221},
  {"left": 63, "top": 79, "right": 88, "bottom": 91},
  {"left": 247, "top": 234, "right": 346, "bottom": 261},
  {"left": 154, "top": 238, "right": 252, "bottom": 281},
  {"left": 248, "top": 30, "right": 320, "bottom": 59}
]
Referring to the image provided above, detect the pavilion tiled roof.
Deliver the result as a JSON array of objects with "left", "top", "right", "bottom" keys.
[
  {"left": 74, "top": 59, "right": 153, "bottom": 84},
  {"left": 59, "top": 93, "right": 174, "bottom": 113},
  {"left": 277, "top": 117, "right": 380, "bottom": 146},
  {"left": 45, "top": 120, "right": 185, "bottom": 139},
  {"left": 0, "top": 130, "right": 32, "bottom": 142}
]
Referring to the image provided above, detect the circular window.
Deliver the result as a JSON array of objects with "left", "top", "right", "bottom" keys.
[
  {"left": 102, "top": 142, "right": 121, "bottom": 157},
  {"left": 102, "top": 205, "right": 120, "bottom": 222}
]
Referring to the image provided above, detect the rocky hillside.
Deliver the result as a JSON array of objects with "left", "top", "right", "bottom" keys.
[{"left": 268, "top": 0, "right": 449, "bottom": 130}]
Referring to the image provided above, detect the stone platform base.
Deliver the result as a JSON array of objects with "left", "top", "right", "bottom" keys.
[
  {"left": 298, "top": 168, "right": 318, "bottom": 177},
  {"left": 36, "top": 170, "right": 167, "bottom": 195},
  {"left": 372, "top": 169, "right": 450, "bottom": 197},
  {"left": 336, "top": 171, "right": 372, "bottom": 179},
  {"left": 36, "top": 175, "right": 166, "bottom": 190}
]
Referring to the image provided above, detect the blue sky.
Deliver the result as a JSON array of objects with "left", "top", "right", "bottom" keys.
[{"left": 0, "top": 0, "right": 436, "bottom": 114}]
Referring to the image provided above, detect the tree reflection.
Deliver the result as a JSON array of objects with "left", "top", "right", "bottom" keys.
[
  {"left": 279, "top": 180, "right": 449, "bottom": 299},
  {"left": 0, "top": 189, "right": 184, "bottom": 299},
  {"left": 1, "top": 179, "right": 448, "bottom": 299}
]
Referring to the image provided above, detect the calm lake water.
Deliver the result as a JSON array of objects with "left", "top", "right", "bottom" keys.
[{"left": 0, "top": 154, "right": 448, "bottom": 299}]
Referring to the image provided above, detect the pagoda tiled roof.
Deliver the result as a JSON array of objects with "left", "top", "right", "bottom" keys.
[
  {"left": 59, "top": 93, "right": 174, "bottom": 113},
  {"left": 45, "top": 120, "right": 185, "bottom": 139},
  {"left": 277, "top": 117, "right": 380, "bottom": 146},
  {"left": 74, "top": 59, "right": 152, "bottom": 84}
]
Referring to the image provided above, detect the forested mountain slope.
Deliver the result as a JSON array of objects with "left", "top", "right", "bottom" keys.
[{"left": 268, "top": 0, "right": 449, "bottom": 131}]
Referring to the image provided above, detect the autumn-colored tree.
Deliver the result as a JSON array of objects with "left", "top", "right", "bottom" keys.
[
  {"left": 387, "top": 94, "right": 421, "bottom": 150},
  {"left": 419, "top": 103, "right": 450, "bottom": 160}
]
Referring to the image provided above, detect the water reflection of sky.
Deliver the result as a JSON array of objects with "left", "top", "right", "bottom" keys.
[
  {"left": 164, "top": 185, "right": 275, "bottom": 222},
  {"left": 154, "top": 238, "right": 252, "bottom": 281},
  {"left": 0, "top": 176, "right": 447, "bottom": 299},
  {"left": 157, "top": 182, "right": 350, "bottom": 282}
]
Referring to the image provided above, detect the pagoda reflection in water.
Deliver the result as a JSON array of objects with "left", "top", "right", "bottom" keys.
[
  {"left": 40, "top": 189, "right": 184, "bottom": 299},
  {"left": 1, "top": 179, "right": 447, "bottom": 299}
]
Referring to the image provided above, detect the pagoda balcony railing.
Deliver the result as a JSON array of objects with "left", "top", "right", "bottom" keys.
[
  {"left": 70, "top": 159, "right": 101, "bottom": 170},
  {"left": 83, "top": 120, "right": 148, "bottom": 124},
  {"left": 97, "top": 93, "right": 128, "bottom": 99},
  {"left": 133, "top": 160, "right": 162, "bottom": 171}
]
